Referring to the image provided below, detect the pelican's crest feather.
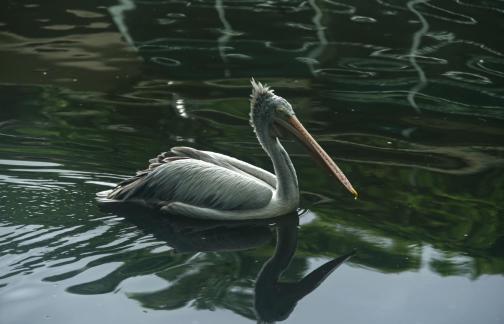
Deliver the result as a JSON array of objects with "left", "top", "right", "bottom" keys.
[{"left": 250, "top": 78, "right": 274, "bottom": 108}]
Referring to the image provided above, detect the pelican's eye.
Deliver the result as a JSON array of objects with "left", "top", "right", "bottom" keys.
[{"left": 276, "top": 106, "right": 290, "bottom": 116}]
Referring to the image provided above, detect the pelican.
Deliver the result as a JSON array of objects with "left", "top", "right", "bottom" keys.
[{"left": 99, "top": 79, "right": 357, "bottom": 220}]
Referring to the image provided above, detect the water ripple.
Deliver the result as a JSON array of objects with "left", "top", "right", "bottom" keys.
[
  {"left": 468, "top": 56, "right": 504, "bottom": 78},
  {"left": 443, "top": 71, "right": 492, "bottom": 84},
  {"left": 315, "top": 68, "right": 376, "bottom": 79},
  {"left": 454, "top": 0, "right": 504, "bottom": 14},
  {"left": 339, "top": 57, "right": 412, "bottom": 71},
  {"left": 150, "top": 56, "right": 181, "bottom": 67},
  {"left": 265, "top": 41, "right": 314, "bottom": 53},
  {"left": 322, "top": 0, "right": 356, "bottom": 14},
  {"left": 376, "top": 0, "right": 478, "bottom": 24},
  {"left": 350, "top": 16, "right": 377, "bottom": 23}
]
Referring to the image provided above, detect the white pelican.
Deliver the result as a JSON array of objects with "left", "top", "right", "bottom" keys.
[{"left": 99, "top": 79, "right": 357, "bottom": 220}]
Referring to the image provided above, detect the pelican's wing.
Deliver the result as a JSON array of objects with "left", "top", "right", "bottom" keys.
[
  {"left": 106, "top": 149, "right": 274, "bottom": 212},
  {"left": 113, "top": 147, "right": 247, "bottom": 187},
  {"left": 171, "top": 147, "right": 276, "bottom": 188}
]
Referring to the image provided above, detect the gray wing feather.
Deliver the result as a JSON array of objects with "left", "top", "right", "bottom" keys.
[
  {"left": 108, "top": 151, "right": 274, "bottom": 211},
  {"left": 172, "top": 147, "right": 277, "bottom": 187}
]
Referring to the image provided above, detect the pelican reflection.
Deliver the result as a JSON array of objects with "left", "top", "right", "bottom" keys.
[
  {"left": 100, "top": 203, "right": 354, "bottom": 322},
  {"left": 254, "top": 213, "right": 354, "bottom": 323}
]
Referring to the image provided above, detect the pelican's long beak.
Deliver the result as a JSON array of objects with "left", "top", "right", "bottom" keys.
[{"left": 274, "top": 116, "right": 358, "bottom": 198}]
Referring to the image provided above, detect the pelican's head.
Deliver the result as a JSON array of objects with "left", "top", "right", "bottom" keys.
[
  {"left": 249, "top": 78, "right": 358, "bottom": 198},
  {"left": 250, "top": 78, "right": 294, "bottom": 129}
]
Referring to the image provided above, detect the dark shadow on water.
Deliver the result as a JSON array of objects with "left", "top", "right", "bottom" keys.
[
  {"left": 99, "top": 201, "right": 274, "bottom": 253},
  {"left": 99, "top": 202, "right": 354, "bottom": 323}
]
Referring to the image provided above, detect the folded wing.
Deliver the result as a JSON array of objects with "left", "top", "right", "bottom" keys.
[{"left": 106, "top": 147, "right": 274, "bottom": 211}]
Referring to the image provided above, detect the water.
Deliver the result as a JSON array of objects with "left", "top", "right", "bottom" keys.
[{"left": 1, "top": 0, "right": 504, "bottom": 323}]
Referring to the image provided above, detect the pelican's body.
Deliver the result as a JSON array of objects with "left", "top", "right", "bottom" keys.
[{"left": 100, "top": 80, "right": 357, "bottom": 220}]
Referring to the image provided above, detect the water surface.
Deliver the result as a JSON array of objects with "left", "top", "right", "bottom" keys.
[{"left": 1, "top": 1, "right": 504, "bottom": 323}]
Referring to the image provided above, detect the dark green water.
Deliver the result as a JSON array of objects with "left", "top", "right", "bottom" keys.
[{"left": 1, "top": 0, "right": 504, "bottom": 323}]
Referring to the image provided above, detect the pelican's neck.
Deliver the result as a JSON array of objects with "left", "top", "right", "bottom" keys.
[{"left": 255, "top": 123, "right": 299, "bottom": 204}]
